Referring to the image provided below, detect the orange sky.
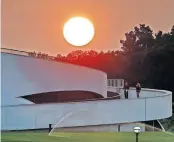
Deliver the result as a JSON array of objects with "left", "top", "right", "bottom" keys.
[{"left": 2, "top": 0, "right": 174, "bottom": 55}]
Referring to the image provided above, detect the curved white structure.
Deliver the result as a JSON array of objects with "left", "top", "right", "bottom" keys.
[
  {"left": 1, "top": 52, "right": 107, "bottom": 106},
  {"left": 1, "top": 49, "right": 173, "bottom": 131},
  {"left": 1, "top": 89, "right": 172, "bottom": 130}
]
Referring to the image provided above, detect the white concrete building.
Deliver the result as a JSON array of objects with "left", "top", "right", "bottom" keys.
[{"left": 1, "top": 48, "right": 173, "bottom": 132}]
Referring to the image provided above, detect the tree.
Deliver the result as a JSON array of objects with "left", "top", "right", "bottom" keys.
[
  {"left": 134, "top": 24, "right": 154, "bottom": 51},
  {"left": 53, "top": 24, "right": 174, "bottom": 103},
  {"left": 170, "top": 25, "right": 174, "bottom": 35},
  {"left": 120, "top": 24, "right": 154, "bottom": 52},
  {"left": 120, "top": 31, "right": 137, "bottom": 52}
]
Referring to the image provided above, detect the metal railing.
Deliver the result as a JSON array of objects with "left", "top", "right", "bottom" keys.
[
  {"left": 1, "top": 48, "right": 30, "bottom": 56},
  {"left": 107, "top": 79, "right": 124, "bottom": 88},
  {"left": 1, "top": 48, "right": 56, "bottom": 60}
]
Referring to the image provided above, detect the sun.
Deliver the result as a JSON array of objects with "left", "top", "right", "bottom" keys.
[{"left": 63, "top": 17, "right": 95, "bottom": 46}]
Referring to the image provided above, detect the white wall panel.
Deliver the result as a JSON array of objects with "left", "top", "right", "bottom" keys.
[
  {"left": 51, "top": 123, "right": 145, "bottom": 132},
  {"left": 1, "top": 53, "right": 173, "bottom": 131},
  {"left": 146, "top": 94, "right": 172, "bottom": 120},
  {"left": 1, "top": 53, "right": 107, "bottom": 106},
  {"left": 1, "top": 88, "right": 172, "bottom": 130},
  {"left": 120, "top": 123, "right": 145, "bottom": 132}
]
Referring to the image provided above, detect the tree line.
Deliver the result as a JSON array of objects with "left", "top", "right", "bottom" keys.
[{"left": 29, "top": 24, "right": 174, "bottom": 103}]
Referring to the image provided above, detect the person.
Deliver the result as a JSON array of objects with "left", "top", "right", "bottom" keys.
[
  {"left": 124, "top": 81, "right": 129, "bottom": 99},
  {"left": 136, "top": 82, "right": 141, "bottom": 98}
]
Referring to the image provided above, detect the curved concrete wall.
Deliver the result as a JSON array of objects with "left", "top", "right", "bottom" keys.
[
  {"left": 1, "top": 52, "right": 172, "bottom": 131},
  {"left": 1, "top": 53, "right": 107, "bottom": 106},
  {"left": 1, "top": 88, "right": 172, "bottom": 130},
  {"left": 108, "top": 87, "right": 171, "bottom": 99},
  {"left": 52, "top": 123, "right": 145, "bottom": 132}
]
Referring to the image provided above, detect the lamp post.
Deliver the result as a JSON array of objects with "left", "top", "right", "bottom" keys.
[{"left": 134, "top": 126, "right": 141, "bottom": 142}]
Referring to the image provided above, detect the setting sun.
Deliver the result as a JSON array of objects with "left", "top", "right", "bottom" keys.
[{"left": 63, "top": 17, "right": 95, "bottom": 47}]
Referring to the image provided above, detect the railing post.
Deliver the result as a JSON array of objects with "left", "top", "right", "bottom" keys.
[
  {"left": 136, "top": 133, "right": 139, "bottom": 142},
  {"left": 49, "top": 124, "right": 52, "bottom": 132},
  {"left": 145, "top": 98, "right": 146, "bottom": 121},
  {"left": 118, "top": 124, "right": 120, "bottom": 132}
]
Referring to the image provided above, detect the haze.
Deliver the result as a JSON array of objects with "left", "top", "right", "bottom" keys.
[{"left": 2, "top": 0, "right": 174, "bottom": 55}]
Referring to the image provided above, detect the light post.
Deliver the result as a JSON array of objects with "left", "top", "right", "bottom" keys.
[{"left": 134, "top": 126, "right": 141, "bottom": 142}]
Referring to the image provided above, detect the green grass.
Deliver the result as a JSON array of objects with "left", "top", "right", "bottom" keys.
[{"left": 1, "top": 131, "right": 174, "bottom": 142}]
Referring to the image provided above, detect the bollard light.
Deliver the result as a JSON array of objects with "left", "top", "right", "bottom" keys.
[
  {"left": 134, "top": 126, "right": 141, "bottom": 142},
  {"left": 134, "top": 126, "right": 141, "bottom": 133}
]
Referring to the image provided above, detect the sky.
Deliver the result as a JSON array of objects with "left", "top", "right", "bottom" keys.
[{"left": 2, "top": 0, "right": 174, "bottom": 55}]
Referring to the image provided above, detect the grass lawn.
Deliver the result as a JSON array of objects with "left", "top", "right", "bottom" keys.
[{"left": 1, "top": 131, "right": 174, "bottom": 142}]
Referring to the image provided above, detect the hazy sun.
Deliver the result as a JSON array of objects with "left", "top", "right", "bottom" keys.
[{"left": 63, "top": 17, "right": 95, "bottom": 46}]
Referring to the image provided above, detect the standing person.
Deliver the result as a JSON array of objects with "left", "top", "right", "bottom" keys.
[
  {"left": 124, "top": 81, "right": 129, "bottom": 99},
  {"left": 136, "top": 83, "right": 141, "bottom": 98}
]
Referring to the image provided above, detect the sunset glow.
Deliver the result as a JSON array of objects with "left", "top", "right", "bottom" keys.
[{"left": 63, "top": 17, "right": 95, "bottom": 47}]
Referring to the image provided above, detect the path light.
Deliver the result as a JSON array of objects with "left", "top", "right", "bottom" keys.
[{"left": 134, "top": 126, "right": 141, "bottom": 142}]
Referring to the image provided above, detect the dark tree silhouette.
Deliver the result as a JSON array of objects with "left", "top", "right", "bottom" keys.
[
  {"left": 120, "top": 24, "right": 154, "bottom": 52},
  {"left": 28, "top": 24, "right": 174, "bottom": 105}
]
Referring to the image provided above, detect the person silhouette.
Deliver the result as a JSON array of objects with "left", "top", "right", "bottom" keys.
[
  {"left": 136, "top": 83, "right": 141, "bottom": 98},
  {"left": 124, "top": 81, "right": 129, "bottom": 99}
]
